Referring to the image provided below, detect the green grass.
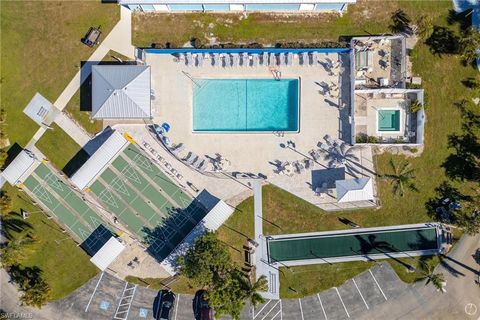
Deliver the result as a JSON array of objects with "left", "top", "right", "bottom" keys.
[
  {"left": 36, "top": 123, "right": 86, "bottom": 172},
  {"left": 133, "top": 1, "right": 449, "bottom": 47},
  {"left": 64, "top": 50, "right": 133, "bottom": 135},
  {"left": 2, "top": 184, "right": 99, "bottom": 300},
  {"left": 1, "top": 1, "right": 119, "bottom": 148}
]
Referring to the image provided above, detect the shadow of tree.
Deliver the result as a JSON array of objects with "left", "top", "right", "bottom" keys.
[
  {"left": 425, "top": 26, "right": 460, "bottom": 56},
  {"left": 424, "top": 181, "right": 472, "bottom": 220},
  {"left": 0, "top": 212, "right": 32, "bottom": 241},
  {"left": 447, "top": 9, "right": 473, "bottom": 32}
]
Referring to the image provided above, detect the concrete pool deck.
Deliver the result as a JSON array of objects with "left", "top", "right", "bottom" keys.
[{"left": 110, "top": 51, "right": 379, "bottom": 210}]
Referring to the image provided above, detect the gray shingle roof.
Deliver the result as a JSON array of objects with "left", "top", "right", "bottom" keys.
[{"left": 92, "top": 65, "right": 151, "bottom": 119}]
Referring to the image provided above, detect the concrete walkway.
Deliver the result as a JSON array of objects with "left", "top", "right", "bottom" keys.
[{"left": 27, "top": 5, "right": 135, "bottom": 150}]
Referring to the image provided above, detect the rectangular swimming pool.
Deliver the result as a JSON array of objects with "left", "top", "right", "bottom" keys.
[
  {"left": 192, "top": 78, "right": 299, "bottom": 132},
  {"left": 267, "top": 226, "right": 438, "bottom": 263},
  {"left": 378, "top": 109, "right": 401, "bottom": 132}
]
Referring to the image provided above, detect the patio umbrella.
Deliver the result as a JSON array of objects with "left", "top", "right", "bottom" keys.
[
  {"left": 282, "top": 162, "right": 294, "bottom": 176},
  {"left": 161, "top": 122, "right": 171, "bottom": 132},
  {"left": 162, "top": 136, "right": 172, "bottom": 147}
]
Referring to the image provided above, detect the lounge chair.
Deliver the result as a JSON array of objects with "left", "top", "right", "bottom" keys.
[
  {"left": 252, "top": 54, "right": 259, "bottom": 67},
  {"left": 224, "top": 54, "right": 231, "bottom": 67},
  {"left": 279, "top": 53, "right": 285, "bottom": 67},
  {"left": 171, "top": 144, "right": 185, "bottom": 155},
  {"left": 197, "top": 53, "right": 204, "bottom": 67},
  {"left": 232, "top": 53, "right": 239, "bottom": 67},
  {"left": 269, "top": 53, "right": 276, "bottom": 66},
  {"left": 190, "top": 155, "right": 199, "bottom": 166},
  {"left": 262, "top": 52, "right": 269, "bottom": 66},
  {"left": 197, "top": 159, "right": 209, "bottom": 171},
  {"left": 186, "top": 52, "right": 193, "bottom": 66},
  {"left": 312, "top": 51, "right": 319, "bottom": 65},
  {"left": 242, "top": 53, "right": 249, "bottom": 66},
  {"left": 309, "top": 149, "right": 321, "bottom": 161},
  {"left": 213, "top": 53, "right": 220, "bottom": 67},
  {"left": 182, "top": 151, "right": 193, "bottom": 162},
  {"left": 287, "top": 52, "right": 293, "bottom": 66}
]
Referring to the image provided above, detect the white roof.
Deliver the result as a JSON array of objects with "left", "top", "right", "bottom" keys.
[
  {"left": 336, "top": 177, "right": 374, "bottom": 203},
  {"left": 120, "top": 0, "right": 356, "bottom": 4},
  {"left": 203, "top": 200, "right": 234, "bottom": 231},
  {"left": 2, "top": 150, "right": 36, "bottom": 186},
  {"left": 71, "top": 131, "right": 128, "bottom": 190},
  {"left": 23, "top": 93, "right": 59, "bottom": 126},
  {"left": 92, "top": 65, "right": 151, "bottom": 119},
  {"left": 90, "top": 237, "right": 125, "bottom": 271}
]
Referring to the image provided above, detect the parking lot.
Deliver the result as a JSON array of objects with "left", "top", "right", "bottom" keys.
[{"left": 45, "top": 262, "right": 403, "bottom": 320}]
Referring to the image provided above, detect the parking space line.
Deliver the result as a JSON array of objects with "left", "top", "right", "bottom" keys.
[
  {"left": 261, "top": 300, "right": 280, "bottom": 320},
  {"left": 334, "top": 287, "right": 350, "bottom": 318},
  {"left": 271, "top": 308, "right": 282, "bottom": 320},
  {"left": 84, "top": 271, "right": 104, "bottom": 312},
  {"left": 298, "top": 299, "right": 305, "bottom": 320},
  {"left": 352, "top": 278, "right": 369, "bottom": 310},
  {"left": 369, "top": 269, "right": 388, "bottom": 301},
  {"left": 254, "top": 300, "right": 272, "bottom": 319},
  {"left": 280, "top": 299, "right": 283, "bottom": 320},
  {"left": 174, "top": 293, "right": 180, "bottom": 320},
  {"left": 316, "top": 294, "right": 328, "bottom": 320}
]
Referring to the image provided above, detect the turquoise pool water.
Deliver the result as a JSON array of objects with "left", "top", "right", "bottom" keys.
[
  {"left": 193, "top": 79, "right": 299, "bottom": 132},
  {"left": 378, "top": 109, "right": 400, "bottom": 131}
]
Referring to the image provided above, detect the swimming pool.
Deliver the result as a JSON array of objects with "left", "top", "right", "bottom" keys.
[
  {"left": 378, "top": 109, "right": 401, "bottom": 132},
  {"left": 192, "top": 79, "right": 299, "bottom": 132}
]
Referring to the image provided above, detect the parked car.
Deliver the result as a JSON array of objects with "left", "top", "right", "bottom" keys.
[
  {"left": 155, "top": 290, "right": 175, "bottom": 320},
  {"left": 194, "top": 290, "right": 214, "bottom": 320}
]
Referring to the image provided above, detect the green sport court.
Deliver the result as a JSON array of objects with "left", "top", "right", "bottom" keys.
[
  {"left": 22, "top": 163, "right": 114, "bottom": 255},
  {"left": 267, "top": 226, "right": 439, "bottom": 264},
  {"left": 88, "top": 144, "right": 207, "bottom": 260}
]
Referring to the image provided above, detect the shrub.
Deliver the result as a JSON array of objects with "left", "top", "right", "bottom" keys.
[
  {"left": 367, "top": 136, "right": 380, "bottom": 143},
  {"left": 356, "top": 134, "right": 368, "bottom": 143}
]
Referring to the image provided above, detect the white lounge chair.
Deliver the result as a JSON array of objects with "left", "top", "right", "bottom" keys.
[
  {"left": 213, "top": 53, "right": 220, "bottom": 67},
  {"left": 197, "top": 53, "right": 204, "bottom": 67},
  {"left": 301, "top": 52, "right": 308, "bottom": 66},
  {"left": 262, "top": 52, "right": 269, "bottom": 66},
  {"left": 224, "top": 54, "right": 231, "bottom": 67},
  {"left": 279, "top": 52, "right": 285, "bottom": 67},
  {"left": 252, "top": 54, "right": 259, "bottom": 67},
  {"left": 287, "top": 52, "right": 293, "bottom": 66},
  {"left": 186, "top": 52, "right": 193, "bottom": 66},
  {"left": 269, "top": 53, "right": 276, "bottom": 66},
  {"left": 232, "top": 53, "right": 239, "bottom": 67},
  {"left": 312, "top": 51, "right": 319, "bottom": 65},
  {"left": 242, "top": 53, "right": 249, "bottom": 66}
]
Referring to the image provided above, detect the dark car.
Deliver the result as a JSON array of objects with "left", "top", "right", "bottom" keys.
[
  {"left": 194, "top": 290, "right": 214, "bottom": 320},
  {"left": 154, "top": 290, "right": 175, "bottom": 320}
]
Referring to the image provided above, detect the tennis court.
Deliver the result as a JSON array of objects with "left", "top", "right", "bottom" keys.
[
  {"left": 267, "top": 225, "right": 439, "bottom": 264},
  {"left": 22, "top": 163, "right": 114, "bottom": 255},
  {"left": 88, "top": 144, "right": 207, "bottom": 260}
]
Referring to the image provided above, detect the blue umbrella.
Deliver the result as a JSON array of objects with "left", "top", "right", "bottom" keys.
[
  {"left": 162, "top": 136, "right": 172, "bottom": 147},
  {"left": 161, "top": 122, "right": 171, "bottom": 133}
]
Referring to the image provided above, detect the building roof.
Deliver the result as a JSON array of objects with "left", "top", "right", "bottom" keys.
[
  {"left": 120, "top": 0, "right": 356, "bottom": 4},
  {"left": 23, "top": 93, "right": 59, "bottom": 126},
  {"left": 336, "top": 177, "right": 374, "bottom": 203},
  {"left": 90, "top": 237, "right": 125, "bottom": 271},
  {"left": 2, "top": 150, "right": 37, "bottom": 186},
  {"left": 92, "top": 65, "right": 151, "bottom": 119},
  {"left": 71, "top": 131, "right": 128, "bottom": 190}
]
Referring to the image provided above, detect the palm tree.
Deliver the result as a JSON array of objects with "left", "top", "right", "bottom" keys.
[
  {"left": 0, "top": 214, "right": 32, "bottom": 240},
  {"left": 422, "top": 266, "right": 446, "bottom": 293},
  {"left": 239, "top": 275, "right": 268, "bottom": 307},
  {"left": 324, "top": 143, "right": 361, "bottom": 177},
  {"left": 0, "top": 235, "right": 37, "bottom": 268},
  {"left": 389, "top": 9, "right": 413, "bottom": 35},
  {"left": 383, "top": 159, "right": 418, "bottom": 197}
]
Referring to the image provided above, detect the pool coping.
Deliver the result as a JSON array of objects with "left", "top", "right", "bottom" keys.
[{"left": 191, "top": 77, "right": 301, "bottom": 134}]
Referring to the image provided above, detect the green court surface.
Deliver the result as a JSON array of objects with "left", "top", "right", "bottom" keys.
[
  {"left": 268, "top": 227, "right": 438, "bottom": 263},
  {"left": 22, "top": 164, "right": 113, "bottom": 255},
  {"left": 89, "top": 144, "right": 207, "bottom": 260}
]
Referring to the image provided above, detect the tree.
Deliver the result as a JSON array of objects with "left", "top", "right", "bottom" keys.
[
  {"left": 0, "top": 148, "right": 7, "bottom": 167},
  {"left": 421, "top": 266, "right": 446, "bottom": 293},
  {"left": 460, "top": 27, "right": 480, "bottom": 66},
  {"left": 8, "top": 265, "right": 51, "bottom": 308},
  {"left": 383, "top": 159, "right": 418, "bottom": 197},
  {"left": 177, "top": 232, "right": 233, "bottom": 287},
  {"left": 205, "top": 271, "right": 246, "bottom": 320},
  {"left": 389, "top": 9, "right": 413, "bottom": 36},
  {"left": 0, "top": 235, "right": 37, "bottom": 268},
  {"left": 416, "top": 15, "right": 433, "bottom": 39},
  {"left": 409, "top": 99, "right": 423, "bottom": 113},
  {"left": 238, "top": 274, "right": 268, "bottom": 307}
]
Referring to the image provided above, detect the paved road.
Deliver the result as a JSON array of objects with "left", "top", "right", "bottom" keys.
[{"left": 1, "top": 234, "right": 478, "bottom": 320}]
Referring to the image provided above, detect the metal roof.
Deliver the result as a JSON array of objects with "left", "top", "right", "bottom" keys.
[
  {"left": 2, "top": 150, "right": 37, "bottom": 186},
  {"left": 336, "top": 177, "right": 374, "bottom": 203},
  {"left": 71, "top": 131, "right": 128, "bottom": 190},
  {"left": 92, "top": 65, "right": 151, "bottom": 119},
  {"left": 90, "top": 237, "right": 126, "bottom": 271},
  {"left": 23, "top": 93, "right": 59, "bottom": 126}
]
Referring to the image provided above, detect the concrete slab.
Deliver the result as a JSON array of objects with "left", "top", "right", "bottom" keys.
[
  {"left": 369, "top": 263, "right": 408, "bottom": 299},
  {"left": 127, "top": 286, "right": 157, "bottom": 320},
  {"left": 336, "top": 279, "right": 367, "bottom": 316},
  {"left": 300, "top": 295, "right": 324, "bottom": 320},
  {"left": 353, "top": 269, "right": 387, "bottom": 308},
  {"left": 318, "top": 288, "right": 348, "bottom": 320},
  {"left": 281, "top": 298, "right": 301, "bottom": 320},
  {"left": 172, "top": 293, "right": 195, "bottom": 320}
]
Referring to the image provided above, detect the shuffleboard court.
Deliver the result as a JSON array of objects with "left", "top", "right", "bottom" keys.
[
  {"left": 88, "top": 143, "right": 208, "bottom": 260},
  {"left": 268, "top": 226, "right": 438, "bottom": 263},
  {"left": 22, "top": 164, "right": 113, "bottom": 254}
]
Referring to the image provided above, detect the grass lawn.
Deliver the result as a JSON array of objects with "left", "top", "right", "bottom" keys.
[
  {"left": 133, "top": 1, "right": 448, "bottom": 47},
  {"left": 2, "top": 184, "right": 99, "bottom": 300},
  {"left": 64, "top": 50, "right": 133, "bottom": 135},
  {"left": 131, "top": 0, "right": 478, "bottom": 298},
  {"left": 0, "top": 1, "right": 119, "bottom": 148}
]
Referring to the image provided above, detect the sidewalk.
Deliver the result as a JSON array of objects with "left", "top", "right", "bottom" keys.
[{"left": 54, "top": 112, "right": 91, "bottom": 147}]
